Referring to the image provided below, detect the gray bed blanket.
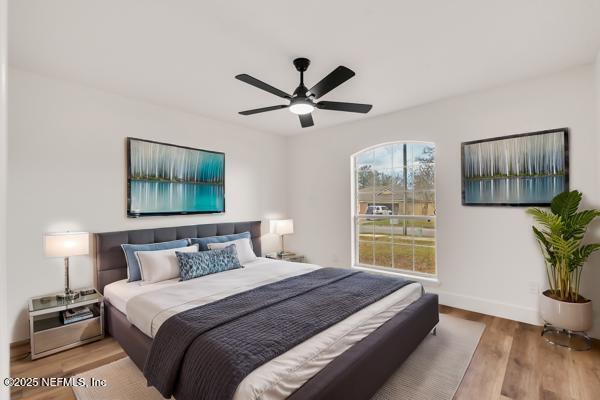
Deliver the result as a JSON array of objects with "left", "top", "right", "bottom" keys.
[{"left": 144, "top": 267, "right": 413, "bottom": 400}]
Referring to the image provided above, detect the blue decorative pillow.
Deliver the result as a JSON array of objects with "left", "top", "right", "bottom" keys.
[
  {"left": 176, "top": 244, "right": 242, "bottom": 281},
  {"left": 189, "top": 231, "right": 251, "bottom": 251},
  {"left": 122, "top": 239, "right": 189, "bottom": 282}
]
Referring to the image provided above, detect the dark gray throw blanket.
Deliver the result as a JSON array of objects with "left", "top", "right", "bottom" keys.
[{"left": 144, "top": 267, "right": 413, "bottom": 400}]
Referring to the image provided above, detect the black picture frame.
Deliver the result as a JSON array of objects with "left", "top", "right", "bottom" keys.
[
  {"left": 461, "top": 128, "right": 569, "bottom": 207},
  {"left": 127, "top": 137, "right": 226, "bottom": 217}
]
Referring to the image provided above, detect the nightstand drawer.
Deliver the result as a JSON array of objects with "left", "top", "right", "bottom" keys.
[{"left": 33, "top": 316, "right": 101, "bottom": 354}]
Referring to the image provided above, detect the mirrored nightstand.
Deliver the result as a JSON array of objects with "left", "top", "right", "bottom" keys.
[
  {"left": 266, "top": 252, "right": 306, "bottom": 263},
  {"left": 28, "top": 289, "right": 104, "bottom": 360}
]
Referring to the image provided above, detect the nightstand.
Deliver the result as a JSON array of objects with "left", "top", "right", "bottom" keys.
[
  {"left": 266, "top": 253, "right": 306, "bottom": 263},
  {"left": 28, "top": 289, "right": 104, "bottom": 360}
]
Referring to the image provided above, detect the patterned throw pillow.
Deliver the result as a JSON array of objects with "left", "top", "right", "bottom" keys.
[{"left": 176, "top": 244, "right": 242, "bottom": 281}]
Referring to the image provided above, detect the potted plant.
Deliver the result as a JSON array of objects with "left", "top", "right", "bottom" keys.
[{"left": 527, "top": 190, "right": 600, "bottom": 348}]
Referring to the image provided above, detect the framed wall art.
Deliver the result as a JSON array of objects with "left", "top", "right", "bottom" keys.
[
  {"left": 127, "top": 138, "right": 225, "bottom": 216},
  {"left": 461, "top": 128, "right": 568, "bottom": 206}
]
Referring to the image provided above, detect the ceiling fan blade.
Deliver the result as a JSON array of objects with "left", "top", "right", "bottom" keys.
[
  {"left": 235, "top": 74, "right": 291, "bottom": 99},
  {"left": 239, "top": 105, "right": 288, "bottom": 116},
  {"left": 309, "top": 66, "right": 355, "bottom": 99},
  {"left": 299, "top": 113, "right": 314, "bottom": 128},
  {"left": 316, "top": 101, "right": 372, "bottom": 113}
]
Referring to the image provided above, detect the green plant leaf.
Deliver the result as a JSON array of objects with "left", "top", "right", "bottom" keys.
[
  {"left": 547, "top": 235, "right": 579, "bottom": 259},
  {"left": 569, "top": 243, "right": 600, "bottom": 271},
  {"left": 570, "top": 210, "right": 600, "bottom": 225},
  {"left": 561, "top": 210, "right": 600, "bottom": 241},
  {"left": 532, "top": 226, "right": 556, "bottom": 267},
  {"left": 527, "top": 208, "right": 562, "bottom": 234},
  {"left": 550, "top": 190, "right": 582, "bottom": 219},
  {"left": 531, "top": 225, "right": 549, "bottom": 247}
]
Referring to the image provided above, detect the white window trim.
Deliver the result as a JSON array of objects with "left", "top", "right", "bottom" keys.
[
  {"left": 352, "top": 264, "right": 440, "bottom": 286},
  {"left": 350, "top": 141, "right": 437, "bottom": 279}
]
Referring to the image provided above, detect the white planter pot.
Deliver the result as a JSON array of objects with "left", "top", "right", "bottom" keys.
[{"left": 539, "top": 291, "right": 593, "bottom": 332}]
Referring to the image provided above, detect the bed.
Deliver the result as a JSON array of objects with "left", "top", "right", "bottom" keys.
[{"left": 96, "top": 221, "right": 439, "bottom": 400}]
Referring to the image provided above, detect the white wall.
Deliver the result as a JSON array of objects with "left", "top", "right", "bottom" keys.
[
  {"left": 0, "top": 0, "right": 9, "bottom": 396},
  {"left": 286, "top": 65, "right": 600, "bottom": 338},
  {"left": 597, "top": 52, "right": 600, "bottom": 187},
  {"left": 7, "top": 68, "right": 288, "bottom": 341}
]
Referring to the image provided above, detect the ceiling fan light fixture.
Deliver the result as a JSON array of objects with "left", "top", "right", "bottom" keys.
[
  {"left": 289, "top": 98, "right": 314, "bottom": 115},
  {"left": 289, "top": 102, "right": 314, "bottom": 115}
]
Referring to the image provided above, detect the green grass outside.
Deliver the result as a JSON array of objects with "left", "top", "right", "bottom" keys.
[
  {"left": 358, "top": 240, "right": 435, "bottom": 275},
  {"left": 359, "top": 233, "right": 434, "bottom": 245}
]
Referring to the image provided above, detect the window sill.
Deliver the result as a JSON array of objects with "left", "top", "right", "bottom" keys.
[{"left": 352, "top": 264, "right": 440, "bottom": 287}]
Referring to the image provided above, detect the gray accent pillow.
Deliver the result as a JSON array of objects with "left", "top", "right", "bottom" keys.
[
  {"left": 122, "top": 239, "right": 190, "bottom": 282},
  {"left": 189, "top": 231, "right": 251, "bottom": 251},
  {"left": 176, "top": 244, "right": 242, "bottom": 281}
]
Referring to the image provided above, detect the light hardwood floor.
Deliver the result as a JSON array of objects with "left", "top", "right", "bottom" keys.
[{"left": 10, "top": 306, "right": 600, "bottom": 400}]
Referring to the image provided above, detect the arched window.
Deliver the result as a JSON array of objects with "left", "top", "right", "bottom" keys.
[{"left": 352, "top": 142, "right": 436, "bottom": 276}]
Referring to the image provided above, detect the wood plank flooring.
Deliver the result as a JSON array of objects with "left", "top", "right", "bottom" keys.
[
  {"left": 10, "top": 306, "right": 600, "bottom": 399},
  {"left": 442, "top": 306, "right": 600, "bottom": 400}
]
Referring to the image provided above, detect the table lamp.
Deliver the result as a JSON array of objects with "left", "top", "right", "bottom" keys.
[
  {"left": 275, "top": 219, "right": 294, "bottom": 256},
  {"left": 44, "top": 232, "right": 90, "bottom": 300}
]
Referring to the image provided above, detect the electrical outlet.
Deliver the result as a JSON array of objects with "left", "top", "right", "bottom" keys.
[{"left": 528, "top": 281, "right": 539, "bottom": 295}]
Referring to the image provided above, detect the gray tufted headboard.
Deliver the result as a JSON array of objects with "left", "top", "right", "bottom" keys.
[{"left": 95, "top": 221, "right": 262, "bottom": 294}]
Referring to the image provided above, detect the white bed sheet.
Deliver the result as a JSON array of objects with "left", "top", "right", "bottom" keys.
[
  {"left": 104, "top": 257, "right": 280, "bottom": 315},
  {"left": 103, "top": 257, "right": 422, "bottom": 400},
  {"left": 104, "top": 277, "right": 179, "bottom": 315}
]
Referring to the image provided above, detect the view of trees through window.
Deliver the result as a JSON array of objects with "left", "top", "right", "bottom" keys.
[{"left": 353, "top": 142, "right": 436, "bottom": 275}]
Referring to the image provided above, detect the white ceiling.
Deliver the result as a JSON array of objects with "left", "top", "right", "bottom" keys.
[{"left": 9, "top": 0, "right": 600, "bottom": 135}]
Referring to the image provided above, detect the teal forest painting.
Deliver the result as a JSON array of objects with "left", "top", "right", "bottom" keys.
[
  {"left": 462, "top": 129, "right": 568, "bottom": 206},
  {"left": 127, "top": 138, "right": 225, "bottom": 216}
]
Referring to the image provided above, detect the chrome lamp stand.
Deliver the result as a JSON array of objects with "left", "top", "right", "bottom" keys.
[
  {"left": 277, "top": 234, "right": 294, "bottom": 257},
  {"left": 56, "top": 257, "right": 80, "bottom": 301}
]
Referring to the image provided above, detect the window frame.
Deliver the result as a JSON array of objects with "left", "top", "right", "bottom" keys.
[{"left": 350, "top": 141, "right": 437, "bottom": 278}]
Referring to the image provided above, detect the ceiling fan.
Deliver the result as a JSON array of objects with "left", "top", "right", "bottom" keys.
[{"left": 235, "top": 58, "right": 372, "bottom": 128}]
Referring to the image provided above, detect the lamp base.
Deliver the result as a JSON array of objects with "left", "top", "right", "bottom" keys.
[{"left": 56, "top": 290, "right": 80, "bottom": 301}]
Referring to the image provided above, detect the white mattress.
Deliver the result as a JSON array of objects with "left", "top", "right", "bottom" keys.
[{"left": 104, "top": 257, "right": 422, "bottom": 400}]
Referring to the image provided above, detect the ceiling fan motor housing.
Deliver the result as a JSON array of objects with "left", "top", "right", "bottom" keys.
[
  {"left": 293, "top": 57, "right": 311, "bottom": 72},
  {"left": 293, "top": 84, "right": 310, "bottom": 98}
]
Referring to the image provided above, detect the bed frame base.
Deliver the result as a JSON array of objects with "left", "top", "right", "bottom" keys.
[{"left": 105, "top": 293, "right": 438, "bottom": 400}]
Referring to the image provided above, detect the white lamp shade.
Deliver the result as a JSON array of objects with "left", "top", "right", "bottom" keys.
[
  {"left": 44, "top": 232, "right": 90, "bottom": 258},
  {"left": 275, "top": 219, "right": 294, "bottom": 235}
]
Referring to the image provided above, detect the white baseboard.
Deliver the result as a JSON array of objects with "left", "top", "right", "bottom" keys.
[
  {"left": 429, "top": 288, "right": 544, "bottom": 326},
  {"left": 432, "top": 288, "right": 600, "bottom": 339}
]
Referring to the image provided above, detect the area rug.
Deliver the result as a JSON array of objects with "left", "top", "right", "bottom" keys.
[
  {"left": 371, "top": 314, "right": 485, "bottom": 400},
  {"left": 74, "top": 314, "right": 484, "bottom": 400}
]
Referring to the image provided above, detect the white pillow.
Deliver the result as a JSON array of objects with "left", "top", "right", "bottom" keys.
[
  {"left": 207, "top": 238, "right": 257, "bottom": 265},
  {"left": 135, "top": 244, "right": 198, "bottom": 284}
]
